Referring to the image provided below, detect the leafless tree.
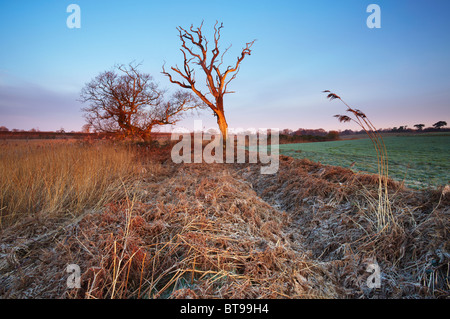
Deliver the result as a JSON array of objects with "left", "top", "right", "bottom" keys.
[
  {"left": 80, "top": 63, "right": 202, "bottom": 140},
  {"left": 162, "top": 21, "right": 255, "bottom": 140}
]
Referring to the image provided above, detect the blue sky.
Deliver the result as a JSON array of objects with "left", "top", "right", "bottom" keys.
[{"left": 0, "top": 0, "right": 449, "bottom": 132}]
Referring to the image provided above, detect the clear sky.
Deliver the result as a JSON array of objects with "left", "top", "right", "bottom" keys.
[{"left": 0, "top": 0, "right": 449, "bottom": 132}]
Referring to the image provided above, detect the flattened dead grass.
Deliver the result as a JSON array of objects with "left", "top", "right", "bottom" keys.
[{"left": 62, "top": 162, "right": 335, "bottom": 299}]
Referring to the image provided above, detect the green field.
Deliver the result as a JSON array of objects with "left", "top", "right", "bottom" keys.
[{"left": 279, "top": 135, "right": 450, "bottom": 189}]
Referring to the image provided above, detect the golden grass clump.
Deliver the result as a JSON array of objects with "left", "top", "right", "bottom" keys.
[{"left": 0, "top": 140, "right": 142, "bottom": 226}]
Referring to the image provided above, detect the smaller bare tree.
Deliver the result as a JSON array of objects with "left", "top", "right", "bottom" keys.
[{"left": 80, "top": 63, "right": 202, "bottom": 140}]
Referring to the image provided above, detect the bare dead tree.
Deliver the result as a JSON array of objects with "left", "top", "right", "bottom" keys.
[
  {"left": 162, "top": 21, "right": 255, "bottom": 140},
  {"left": 80, "top": 63, "right": 202, "bottom": 140}
]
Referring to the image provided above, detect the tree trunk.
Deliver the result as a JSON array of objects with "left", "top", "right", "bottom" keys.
[
  {"left": 215, "top": 97, "right": 228, "bottom": 142},
  {"left": 216, "top": 110, "right": 228, "bottom": 142}
]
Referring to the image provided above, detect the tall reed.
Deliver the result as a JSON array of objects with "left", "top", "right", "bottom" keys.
[{"left": 323, "top": 90, "right": 396, "bottom": 232}]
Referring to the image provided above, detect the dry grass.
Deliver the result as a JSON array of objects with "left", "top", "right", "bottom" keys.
[
  {"left": 244, "top": 156, "right": 449, "bottom": 298},
  {"left": 61, "top": 162, "right": 335, "bottom": 299},
  {"left": 0, "top": 139, "right": 142, "bottom": 227},
  {"left": 0, "top": 142, "right": 448, "bottom": 299}
]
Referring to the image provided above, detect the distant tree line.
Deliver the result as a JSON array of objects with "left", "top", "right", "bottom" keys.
[
  {"left": 279, "top": 128, "right": 340, "bottom": 143},
  {"left": 275, "top": 120, "right": 448, "bottom": 143},
  {"left": 336, "top": 121, "right": 448, "bottom": 135}
]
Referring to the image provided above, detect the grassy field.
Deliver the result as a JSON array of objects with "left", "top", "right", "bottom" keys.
[{"left": 279, "top": 135, "right": 450, "bottom": 189}]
